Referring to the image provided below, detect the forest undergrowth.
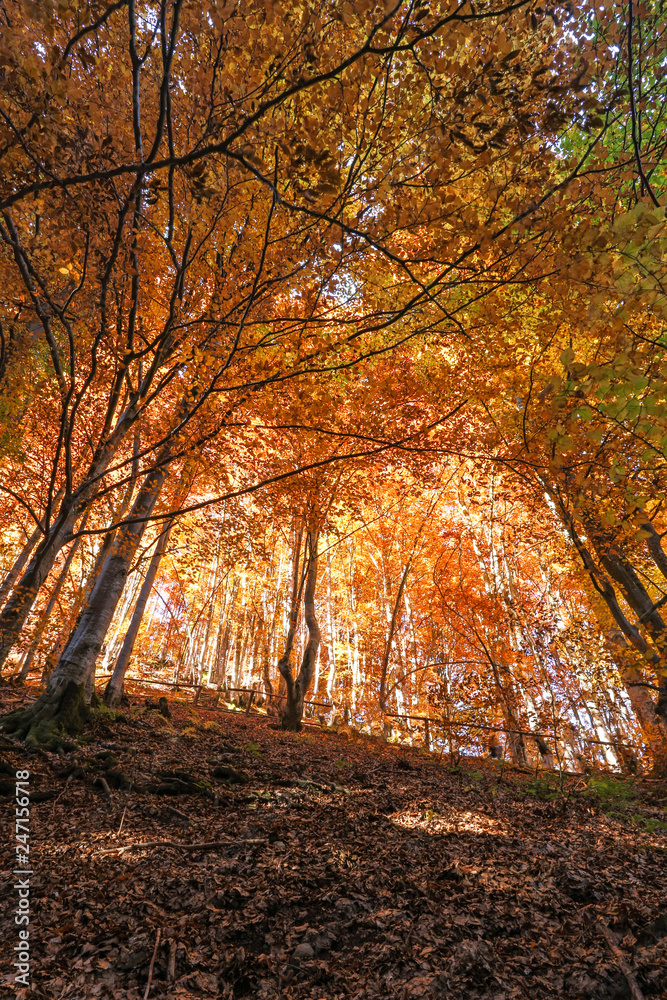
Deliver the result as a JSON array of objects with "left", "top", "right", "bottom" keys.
[{"left": 1, "top": 683, "right": 666, "bottom": 1000}]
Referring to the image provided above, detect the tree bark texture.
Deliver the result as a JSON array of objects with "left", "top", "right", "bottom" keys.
[
  {"left": 550, "top": 489, "right": 667, "bottom": 742},
  {"left": 16, "top": 525, "right": 87, "bottom": 682},
  {"left": 104, "top": 518, "right": 173, "bottom": 706},
  {"left": 379, "top": 558, "right": 411, "bottom": 715},
  {"left": 47, "top": 465, "right": 166, "bottom": 702},
  {"left": 279, "top": 527, "right": 320, "bottom": 731}
]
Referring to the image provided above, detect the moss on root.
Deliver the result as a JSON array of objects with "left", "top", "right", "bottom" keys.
[
  {"left": 1, "top": 681, "right": 89, "bottom": 751},
  {"left": 91, "top": 702, "right": 127, "bottom": 724}
]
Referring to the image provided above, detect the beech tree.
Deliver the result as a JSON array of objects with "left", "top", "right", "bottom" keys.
[{"left": 1, "top": 0, "right": 666, "bottom": 770}]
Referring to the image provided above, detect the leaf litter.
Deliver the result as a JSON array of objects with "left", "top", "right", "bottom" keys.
[{"left": 1, "top": 687, "right": 666, "bottom": 1000}]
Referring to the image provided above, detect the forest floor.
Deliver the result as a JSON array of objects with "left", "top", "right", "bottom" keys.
[{"left": 1, "top": 683, "right": 667, "bottom": 1000}]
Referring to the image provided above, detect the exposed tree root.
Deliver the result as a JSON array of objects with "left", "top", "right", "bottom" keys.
[
  {"left": 0, "top": 680, "right": 89, "bottom": 750},
  {"left": 211, "top": 764, "right": 249, "bottom": 784}
]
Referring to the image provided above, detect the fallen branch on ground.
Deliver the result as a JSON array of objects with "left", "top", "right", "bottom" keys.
[
  {"left": 163, "top": 804, "right": 191, "bottom": 822},
  {"left": 143, "top": 927, "right": 161, "bottom": 1000},
  {"left": 98, "top": 837, "right": 266, "bottom": 855}
]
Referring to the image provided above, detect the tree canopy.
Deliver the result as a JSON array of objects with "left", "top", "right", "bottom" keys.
[{"left": 1, "top": 0, "right": 667, "bottom": 774}]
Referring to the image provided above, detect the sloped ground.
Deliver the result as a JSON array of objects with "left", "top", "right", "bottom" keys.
[{"left": 1, "top": 684, "right": 666, "bottom": 1000}]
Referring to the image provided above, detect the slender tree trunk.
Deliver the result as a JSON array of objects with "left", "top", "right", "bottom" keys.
[
  {"left": 606, "top": 630, "right": 667, "bottom": 759},
  {"left": 99, "top": 570, "right": 143, "bottom": 674},
  {"left": 47, "top": 466, "right": 166, "bottom": 701},
  {"left": 275, "top": 524, "right": 304, "bottom": 701},
  {"left": 0, "top": 484, "right": 69, "bottom": 613},
  {"left": 104, "top": 519, "right": 173, "bottom": 706},
  {"left": 263, "top": 566, "right": 285, "bottom": 713},
  {"left": 16, "top": 522, "right": 88, "bottom": 682},
  {"left": 0, "top": 416, "right": 149, "bottom": 672},
  {"left": 233, "top": 618, "right": 247, "bottom": 689},
  {"left": 549, "top": 487, "right": 667, "bottom": 736},
  {"left": 583, "top": 691, "right": 619, "bottom": 768},
  {"left": 498, "top": 695, "right": 529, "bottom": 767},
  {"left": 379, "top": 558, "right": 411, "bottom": 714},
  {"left": 216, "top": 575, "right": 239, "bottom": 690},
  {"left": 0, "top": 434, "right": 144, "bottom": 676},
  {"left": 0, "top": 498, "right": 84, "bottom": 672},
  {"left": 280, "top": 528, "right": 320, "bottom": 731},
  {"left": 640, "top": 520, "right": 667, "bottom": 581},
  {"left": 0, "top": 525, "right": 43, "bottom": 612},
  {"left": 201, "top": 540, "right": 222, "bottom": 684},
  {"left": 262, "top": 634, "right": 274, "bottom": 705},
  {"left": 326, "top": 547, "right": 336, "bottom": 700}
]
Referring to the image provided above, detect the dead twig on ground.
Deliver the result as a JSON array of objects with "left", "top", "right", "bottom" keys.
[
  {"left": 598, "top": 921, "right": 645, "bottom": 1000},
  {"left": 143, "top": 927, "right": 161, "bottom": 1000},
  {"left": 98, "top": 837, "right": 266, "bottom": 855},
  {"left": 117, "top": 802, "right": 129, "bottom": 837},
  {"left": 164, "top": 803, "right": 191, "bottom": 822}
]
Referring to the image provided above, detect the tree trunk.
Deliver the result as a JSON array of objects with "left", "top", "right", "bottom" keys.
[
  {"left": 16, "top": 523, "right": 87, "bottom": 682},
  {"left": 606, "top": 630, "right": 667, "bottom": 760},
  {"left": 0, "top": 419, "right": 148, "bottom": 671},
  {"left": 0, "top": 484, "right": 68, "bottom": 612},
  {"left": 379, "top": 558, "right": 411, "bottom": 714},
  {"left": 2, "top": 466, "right": 165, "bottom": 746},
  {"left": 640, "top": 521, "right": 667, "bottom": 582},
  {"left": 549, "top": 489, "right": 667, "bottom": 739},
  {"left": 0, "top": 524, "right": 43, "bottom": 612},
  {"left": 200, "top": 539, "right": 222, "bottom": 684},
  {"left": 56, "top": 467, "right": 165, "bottom": 696},
  {"left": 326, "top": 547, "right": 336, "bottom": 701},
  {"left": 215, "top": 575, "right": 239, "bottom": 689},
  {"left": 280, "top": 528, "right": 320, "bottom": 731},
  {"left": 487, "top": 659, "right": 529, "bottom": 767},
  {"left": 275, "top": 524, "right": 304, "bottom": 704},
  {"left": 0, "top": 498, "right": 83, "bottom": 672},
  {"left": 54, "top": 514, "right": 128, "bottom": 683},
  {"left": 99, "top": 569, "right": 143, "bottom": 674},
  {"left": 104, "top": 519, "right": 173, "bottom": 706},
  {"left": 0, "top": 436, "right": 143, "bottom": 673}
]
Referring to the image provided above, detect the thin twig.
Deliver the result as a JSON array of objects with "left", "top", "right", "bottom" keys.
[
  {"left": 117, "top": 802, "right": 129, "bottom": 837},
  {"left": 49, "top": 776, "right": 72, "bottom": 819},
  {"left": 143, "top": 927, "right": 161, "bottom": 1000},
  {"left": 98, "top": 837, "right": 266, "bottom": 855},
  {"left": 163, "top": 804, "right": 191, "bottom": 822},
  {"left": 599, "top": 921, "right": 645, "bottom": 1000},
  {"left": 118, "top": 757, "right": 137, "bottom": 837},
  {"left": 627, "top": 0, "right": 660, "bottom": 207}
]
